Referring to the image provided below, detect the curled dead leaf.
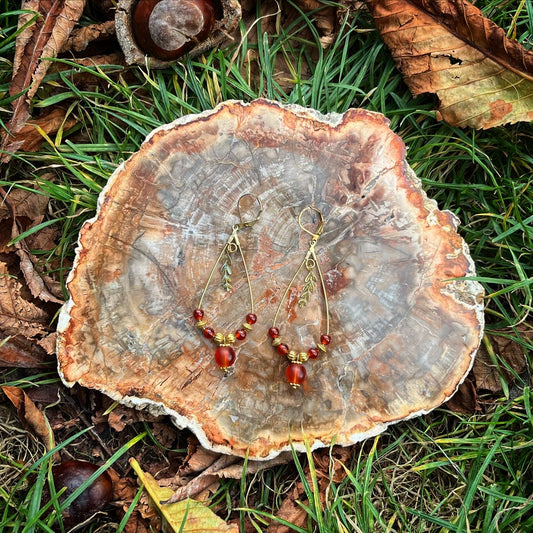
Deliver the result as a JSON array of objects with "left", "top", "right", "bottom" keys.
[
  {"left": 445, "top": 377, "right": 480, "bottom": 414},
  {"left": 3, "top": 108, "right": 77, "bottom": 154},
  {"left": 60, "top": 20, "right": 116, "bottom": 53},
  {"left": 2, "top": 385, "right": 54, "bottom": 450},
  {"left": 366, "top": 0, "right": 533, "bottom": 128},
  {"left": 473, "top": 330, "right": 531, "bottom": 394},
  {"left": 1, "top": 0, "right": 86, "bottom": 161}
]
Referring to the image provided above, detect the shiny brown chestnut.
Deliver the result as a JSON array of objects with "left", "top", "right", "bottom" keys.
[
  {"left": 52, "top": 460, "right": 113, "bottom": 524},
  {"left": 132, "top": 0, "right": 216, "bottom": 61}
]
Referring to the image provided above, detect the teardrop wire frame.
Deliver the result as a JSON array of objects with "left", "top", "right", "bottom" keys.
[
  {"left": 197, "top": 193, "right": 263, "bottom": 316},
  {"left": 272, "top": 206, "right": 330, "bottom": 336}
]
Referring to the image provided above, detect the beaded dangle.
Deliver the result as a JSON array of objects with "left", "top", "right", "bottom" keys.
[
  {"left": 268, "top": 206, "right": 331, "bottom": 388},
  {"left": 193, "top": 194, "right": 262, "bottom": 373}
]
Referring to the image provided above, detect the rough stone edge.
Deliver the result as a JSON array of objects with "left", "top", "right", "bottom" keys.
[{"left": 56, "top": 99, "right": 485, "bottom": 460}]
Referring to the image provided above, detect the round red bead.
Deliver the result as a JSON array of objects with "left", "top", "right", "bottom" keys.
[
  {"left": 286, "top": 363, "right": 306, "bottom": 385},
  {"left": 246, "top": 313, "right": 257, "bottom": 325},
  {"left": 308, "top": 347, "right": 319, "bottom": 359},
  {"left": 193, "top": 309, "right": 204, "bottom": 320},
  {"left": 268, "top": 327, "right": 280, "bottom": 339},
  {"left": 277, "top": 343, "right": 289, "bottom": 356},
  {"left": 235, "top": 329, "right": 247, "bottom": 340},
  {"left": 214, "top": 346, "right": 236, "bottom": 369},
  {"left": 203, "top": 327, "right": 215, "bottom": 339},
  {"left": 320, "top": 334, "right": 331, "bottom": 346}
]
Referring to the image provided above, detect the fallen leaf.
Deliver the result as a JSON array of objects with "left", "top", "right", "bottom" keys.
[
  {"left": 158, "top": 437, "right": 292, "bottom": 503},
  {"left": 60, "top": 20, "right": 116, "bottom": 53},
  {"left": 0, "top": 335, "right": 51, "bottom": 367},
  {"left": 2, "top": 108, "right": 77, "bottom": 154},
  {"left": 130, "top": 458, "right": 239, "bottom": 533},
  {"left": 267, "top": 446, "right": 352, "bottom": 533},
  {"left": 0, "top": 260, "right": 52, "bottom": 339},
  {"left": 0, "top": 187, "right": 63, "bottom": 304},
  {"left": 2, "top": 385, "right": 54, "bottom": 449},
  {"left": 473, "top": 329, "right": 530, "bottom": 394},
  {"left": 365, "top": 0, "right": 533, "bottom": 128},
  {"left": 1, "top": 0, "right": 86, "bottom": 160},
  {"left": 445, "top": 376, "right": 480, "bottom": 414}
]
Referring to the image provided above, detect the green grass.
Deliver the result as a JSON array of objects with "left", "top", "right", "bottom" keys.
[{"left": 1, "top": 0, "right": 532, "bottom": 531}]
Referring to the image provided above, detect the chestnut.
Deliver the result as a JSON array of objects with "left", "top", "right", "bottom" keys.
[
  {"left": 132, "top": 0, "right": 216, "bottom": 60},
  {"left": 52, "top": 460, "right": 113, "bottom": 524}
]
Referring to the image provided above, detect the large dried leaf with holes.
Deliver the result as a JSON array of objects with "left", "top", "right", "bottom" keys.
[
  {"left": 365, "top": 0, "right": 533, "bottom": 129},
  {"left": 1, "top": 0, "right": 85, "bottom": 161},
  {"left": 57, "top": 99, "right": 484, "bottom": 460}
]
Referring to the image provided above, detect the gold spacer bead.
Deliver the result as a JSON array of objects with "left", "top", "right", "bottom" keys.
[
  {"left": 214, "top": 333, "right": 225, "bottom": 344},
  {"left": 287, "top": 350, "right": 297, "bottom": 361},
  {"left": 196, "top": 320, "right": 207, "bottom": 329},
  {"left": 298, "top": 352, "right": 309, "bottom": 363},
  {"left": 242, "top": 323, "right": 253, "bottom": 331},
  {"left": 317, "top": 343, "right": 327, "bottom": 353},
  {"left": 272, "top": 338, "right": 282, "bottom": 347},
  {"left": 289, "top": 382, "right": 301, "bottom": 389},
  {"left": 225, "top": 333, "right": 236, "bottom": 345}
]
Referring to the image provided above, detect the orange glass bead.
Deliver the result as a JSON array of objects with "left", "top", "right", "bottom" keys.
[
  {"left": 277, "top": 343, "right": 289, "bottom": 356},
  {"left": 203, "top": 327, "right": 215, "bottom": 339},
  {"left": 214, "top": 346, "right": 236, "bottom": 368},
  {"left": 235, "top": 329, "right": 247, "bottom": 340},
  {"left": 286, "top": 363, "right": 306, "bottom": 385},
  {"left": 268, "top": 327, "right": 280, "bottom": 338},
  {"left": 193, "top": 309, "right": 204, "bottom": 320},
  {"left": 246, "top": 313, "right": 257, "bottom": 325},
  {"left": 320, "top": 334, "right": 331, "bottom": 345},
  {"left": 308, "top": 347, "right": 319, "bottom": 359}
]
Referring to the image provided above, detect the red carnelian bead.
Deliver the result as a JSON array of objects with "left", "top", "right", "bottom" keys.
[
  {"left": 320, "top": 334, "right": 331, "bottom": 346},
  {"left": 286, "top": 363, "right": 306, "bottom": 385},
  {"left": 268, "top": 327, "right": 280, "bottom": 338},
  {"left": 246, "top": 313, "right": 257, "bottom": 325},
  {"left": 277, "top": 343, "right": 289, "bottom": 356},
  {"left": 308, "top": 347, "right": 319, "bottom": 359},
  {"left": 193, "top": 309, "right": 204, "bottom": 320},
  {"left": 203, "top": 327, "right": 215, "bottom": 339},
  {"left": 235, "top": 329, "right": 247, "bottom": 340},
  {"left": 214, "top": 346, "right": 236, "bottom": 368}
]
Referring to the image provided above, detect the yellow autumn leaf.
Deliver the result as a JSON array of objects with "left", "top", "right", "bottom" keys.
[{"left": 130, "top": 459, "right": 238, "bottom": 533}]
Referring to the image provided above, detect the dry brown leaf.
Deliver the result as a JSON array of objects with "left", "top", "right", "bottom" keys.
[
  {"left": 0, "top": 335, "right": 51, "bottom": 366},
  {"left": 158, "top": 437, "right": 292, "bottom": 504},
  {"left": 1, "top": 0, "right": 86, "bottom": 160},
  {"left": 60, "top": 20, "right": 116, "bottom": 53},
  {"left": 0, "top": 188, "right": 62, "bottom": 367},
  {"left": 0, "top": 187, "right": 63, "bottom": 304},
  {"left": 2, "top": 385, "right": 54, "bottom": 449},
  {"left": 2, "top": 108, "right": 77, "bottom": 154},
  {"left": 473, "top": 330, "right": 530, "bottom": 394},
  {"left": 445, "top": 377, "right": 480, "bottom": 414},
  {"left": 0, "top": 260, "right": 52, "bottom": 339},
  {"left": 267, "top": 447, "right": 352, "bottom": 533},
  {"left": 365, "top": 0, "right": 533, "bottom": 128}
]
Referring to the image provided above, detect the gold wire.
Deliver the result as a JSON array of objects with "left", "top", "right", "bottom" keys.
[
  {"left": 197, "top": 194, "right": 261, "bottom": 313},
  {"left": 272, "top": 206, "right": 330, "bottom": 334}
]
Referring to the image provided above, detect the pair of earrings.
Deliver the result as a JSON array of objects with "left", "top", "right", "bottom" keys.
[{"left": 192, "top": 194, "right": 331, "bottom": 388}]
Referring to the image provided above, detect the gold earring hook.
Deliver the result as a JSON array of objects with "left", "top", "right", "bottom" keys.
[
  {"left": 236, "top": 193, "right": 263, "bottom": 229},
  {"left": 298, "top": 206, "right": 325, "bottom": 240}
]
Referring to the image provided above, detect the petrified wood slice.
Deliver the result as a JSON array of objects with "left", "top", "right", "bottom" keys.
[{"left": 57, "top": 99, "right": 484, "bottom": 459}]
